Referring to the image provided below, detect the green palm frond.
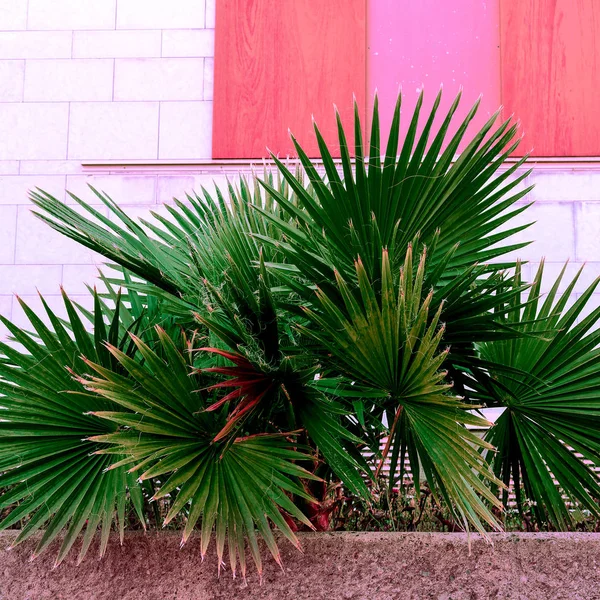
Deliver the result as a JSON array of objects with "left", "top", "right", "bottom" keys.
[
  {"left": 196, "top": 251, "right": 372, "bottom": 501},
  {"left": 299, "top": 246, "right": 503, "bottom": 533},
  {"left": 0, "top": 290, "right": 144, "bottom": 565},
  {"left": 80, "top": 327, "right": 318, "bottom": 580},
  {"left": 250, "top": 92, "right": 534, "bottom": 397},
  {"left": 30, "top": 171, "right": 297, "bottom": 311},
  {"left": 474, "top": 261, "right": 600, "bottom": 528},
  {"left": 256, "top": 90, "right": 532, "bottom": 285}
]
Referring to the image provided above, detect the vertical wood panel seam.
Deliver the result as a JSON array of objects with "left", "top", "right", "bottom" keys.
[
  {"left": 498, "top": 0, "right": 504, "bottom": 116},
  {"left": 364, "top": 0, "right": 368, "bottom": 130}
]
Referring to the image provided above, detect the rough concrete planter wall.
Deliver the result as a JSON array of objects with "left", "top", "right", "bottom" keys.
[{"left": 1, "top": 531, "right": 599, "bottom": 600}]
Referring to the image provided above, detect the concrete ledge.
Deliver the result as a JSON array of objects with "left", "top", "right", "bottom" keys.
[{"left": 1, "top": 531, "right": 599, "bottom": 599}]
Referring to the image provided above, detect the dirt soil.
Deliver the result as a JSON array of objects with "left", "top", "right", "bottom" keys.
[{"left": 1, "top": 531, "right": 599, "bottom": 600}]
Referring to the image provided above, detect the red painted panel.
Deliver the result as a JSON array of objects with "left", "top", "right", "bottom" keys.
[
  {"left": 501, "top": 0, "right": 600, "bottom": 156},
  {"left": 213, "top": 0, "right": 366, "bottom": 159},
  {"left": 368, "top": 0, "right": 501, "bottom": 150}
]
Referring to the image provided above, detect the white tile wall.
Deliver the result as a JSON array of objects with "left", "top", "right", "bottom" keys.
[
  {"left": 14, "top": 206, "right": 104, "bottom": 265},
  {"left": 68, "top": 102, "right": 160, "bottom": 159},
  {"left": 0, "top": 60, "right": 25, "bottom": 102},
  {"left": 116, "top": 0, "right": 206, "bottom": 29},
  {"left": 0, "top": 161, "right": 19, "bottom": 175},
  {"left": 158, "top": 101, "right": 213, "bottom": 158},
  {"left": 528, "top": 171, "right": 600, "bottom": 202},
  {"left": 72, "top": 30, "right": 162, "bottom": 58},
  {"left": 161, "top": 30, "right": 215, "bottom": 57},
  {"left": 65, "top": 174, "right": 156, "bottom": 205},
  {"left": 575, "top": 202, "right": 600, "bottom": 261},
  {"left": 114, "top": 58, "right": 205, "bottom": 101},
  {"left": 0, "top": 294, "right": 12, "bottom": 339},
  {"left": 0, "top": 32, "right": 72, "bottom": 59},
  {"left": 0, "top": 1, "right": 28, "bottom": 31},
  {"left": 203, "top": 57, "right": 214, "bottom": 101},
  {"left": 0, "top": 205, "right": 17, "bottom": 263},
  {"left": 0, "top": 175, "right": 66, "bottom": 204},
  {"left": 19, "top": 160, "right": 86, "bottom": 175},
  {"left": 24, "top": 59, "right": 115, "bottom": 102},
  {"left": 156, "top": 173, "right": 230, "bottom": 204},
  {"left": 156, "top": 175, "right": 198, "bottom": 204},
  {"left": 501, "top": 201, "right": 576, "bottom": 262},
  {"left": 27, "top": 0, "right": 118, "bottom": 31},
  {"left": 527, "top": 260, "right": 600, "bottom": 294},
  {"left": 0, "top": 0, "right": 215, "bottom": 333},
  {"left": 205, "top": 0, "right": 216, "bottom": 29},
  {"left": 0, "top": 265, "right": 63, "bottom": 294},
  {"left": 0, "top": 103, "right": 69, "bottom": 159}
]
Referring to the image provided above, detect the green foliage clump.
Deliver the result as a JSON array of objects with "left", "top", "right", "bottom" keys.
[{"left": 0, "top": 91, "right": 599, "bottom": 580}]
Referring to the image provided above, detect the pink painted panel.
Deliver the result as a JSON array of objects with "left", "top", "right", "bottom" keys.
[
  {"left": 367, "top": 0, "right": 501, "bottom": 150},
  {"left": 213, "top": 0, "right": 366, "bottom": 158},
  {"left": 501, "top": 0, "right": 600, "bottom": 157}
]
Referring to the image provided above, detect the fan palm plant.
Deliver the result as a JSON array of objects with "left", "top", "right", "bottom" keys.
[
  {"left": 0, "top": 289, "right": 147, "bottom": 566},
  {"left": 0, "top": 91, "right": 597, "bottom": 577},
  {"left": 472, "top": 261, "right": 600, "bottom": 528}
]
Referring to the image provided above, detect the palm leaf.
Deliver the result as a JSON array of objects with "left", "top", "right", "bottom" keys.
[
  {"left": 298, "top": 245, "right": 504, "bottom": 533},
  {"left": 0, "top": 289, "right": 144, "bottom": 565},
  {"left": 474, "top": 261, "right": 600, "bottom": 527},
  {"left": 29, "top": 172, "right": 298, "bottom": 313},
  {"left": 257, "top": 90, "right": 532, "bottom": 286},
  {"left": 80, "top": 327, "right": 318, "bottom": 580},
  {"left": 252, "top": 91, "right": 534, "bottom": 398}
]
